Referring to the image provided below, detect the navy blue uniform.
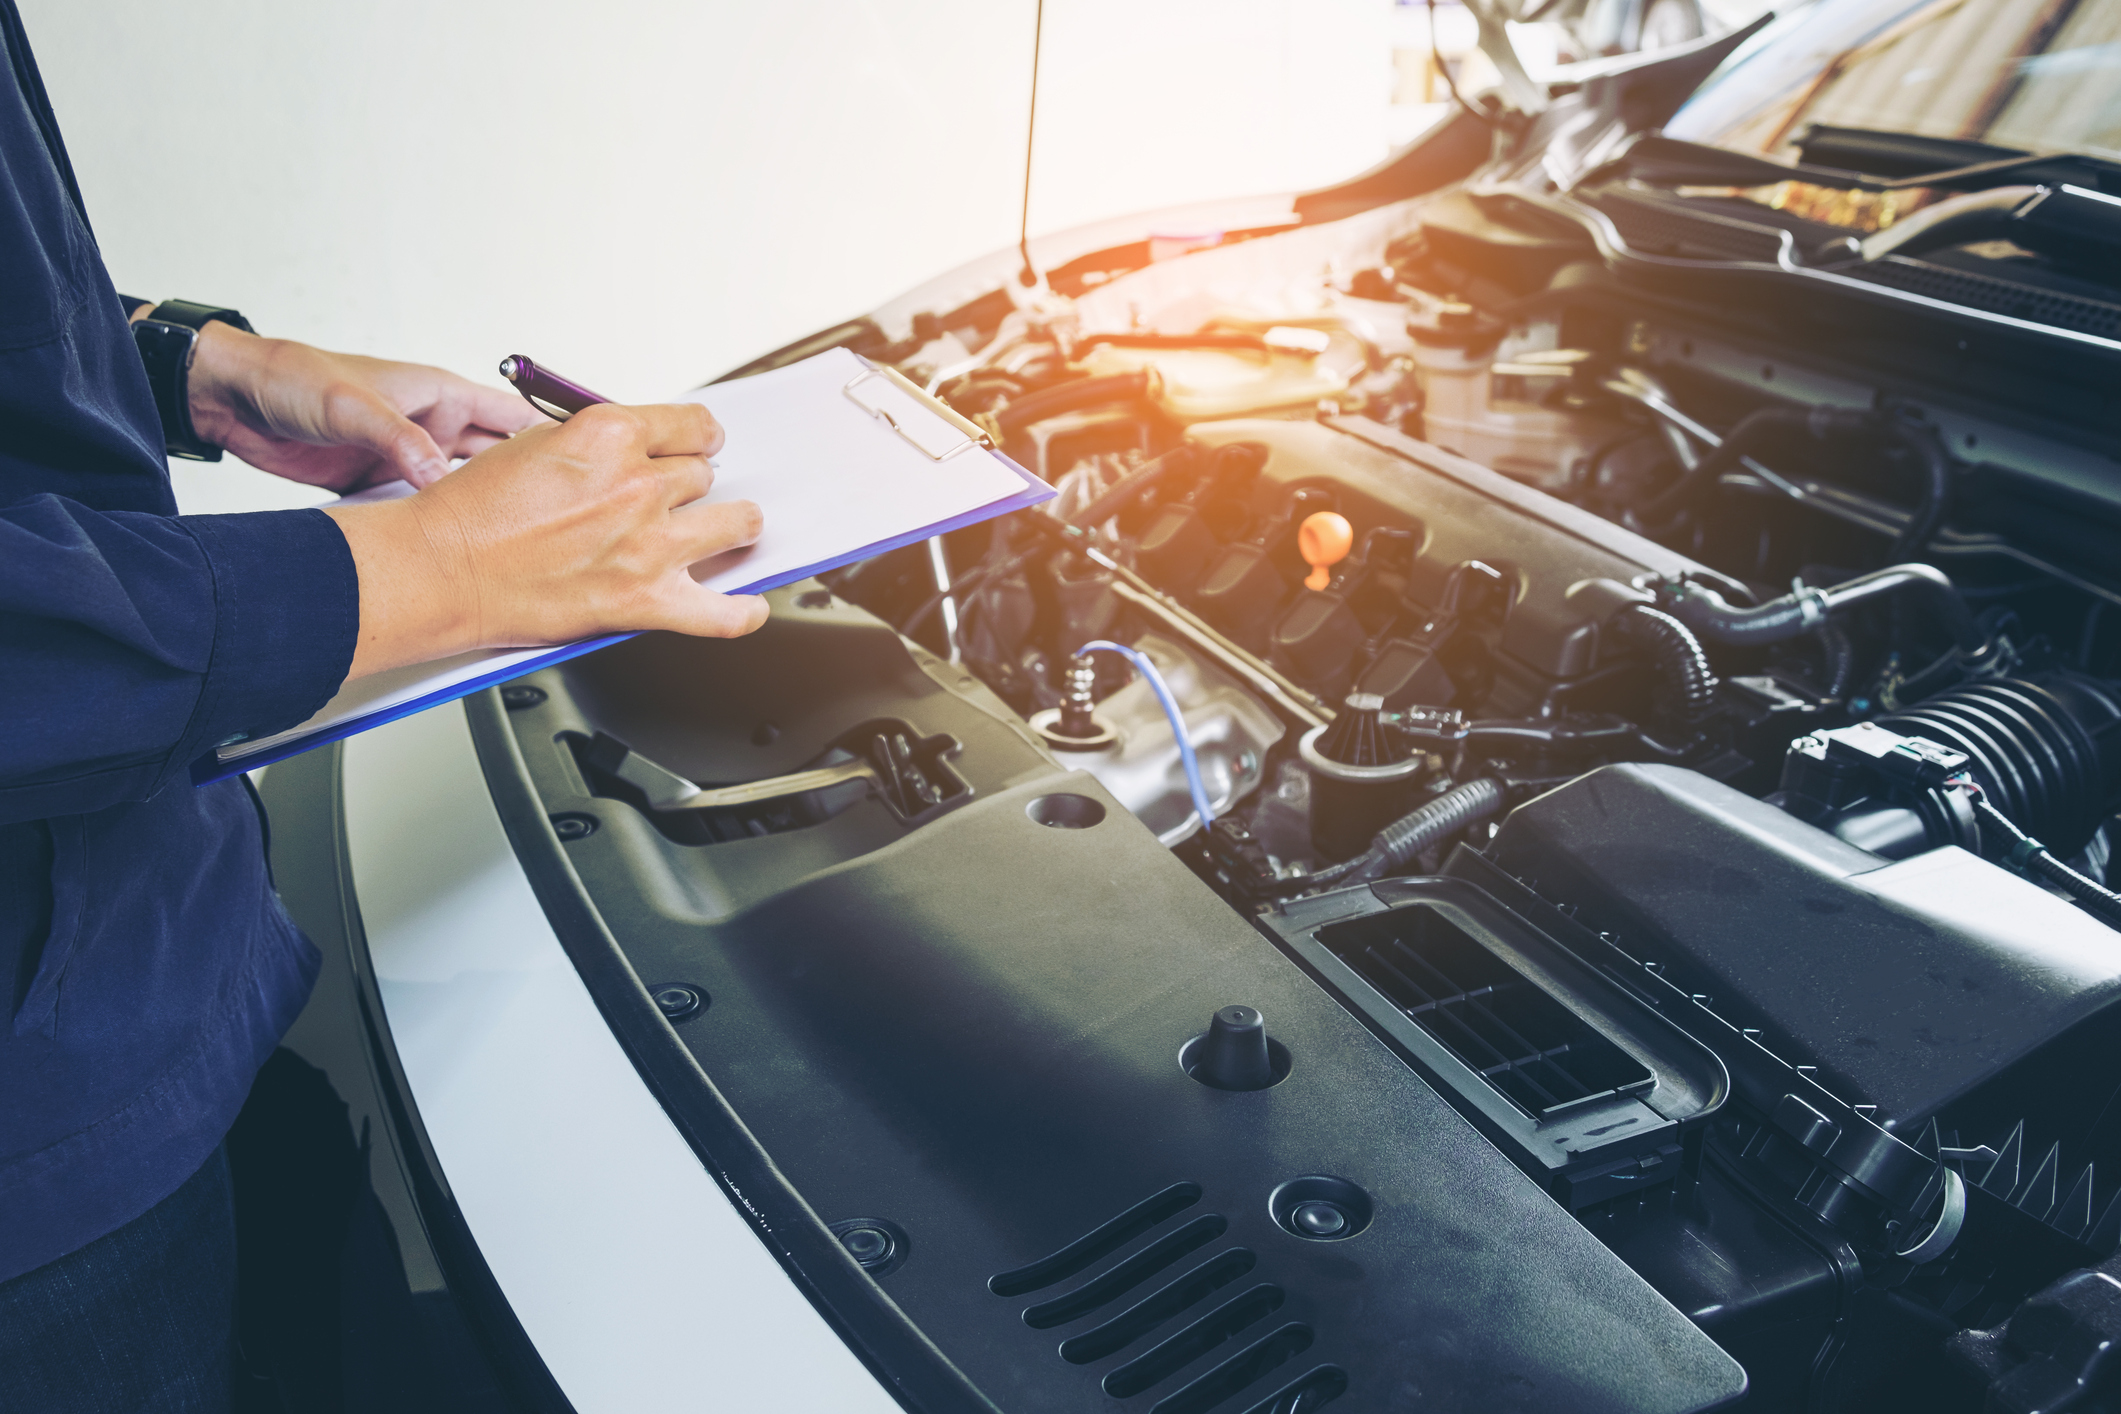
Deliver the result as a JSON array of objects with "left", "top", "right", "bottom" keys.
[{"left": 0, "top": 0, "right": 360, "bottom": 1281}]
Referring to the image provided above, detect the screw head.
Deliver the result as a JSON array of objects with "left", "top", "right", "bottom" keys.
[
  {"left": 829, "top": 1217, "right": 908, "bottom": 1275},
  {"left": 648, "top": 983, "right": 707, "bottom": 1022},
  {"left": 839, "top": 1225, "right": 893, "bottom": 1267},
  {"left": 501, "top": 685, "right": 547, "bottom": 710},
  {"left": 550, "top": 813, "right": 597, "bottom": 841},
  {"left": 1291, "top": 1201, "right": 1349, "bottom": 1237}
]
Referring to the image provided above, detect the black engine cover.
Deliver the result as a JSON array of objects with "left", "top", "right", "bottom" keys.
[{"left": 483, "top": 594, "right": 1748, "bottom": 1413}]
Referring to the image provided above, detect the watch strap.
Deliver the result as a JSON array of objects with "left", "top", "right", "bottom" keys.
[
  {"left": 146, "top": 298, "right": 254, "bottom": 335},
  {"left": 128, "top": 298, "right": 252, "bottom": 461}
]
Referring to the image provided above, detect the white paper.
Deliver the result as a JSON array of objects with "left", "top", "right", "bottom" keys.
[{"left": 677, "top": 348, "right": 1022, "bottom": 591}]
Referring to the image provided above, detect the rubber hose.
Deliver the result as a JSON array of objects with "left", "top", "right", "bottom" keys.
[
  {"left": 1890, "top": 644, "right": 1966, "bottom": 705},
  {"left": 1820, "top": 564, "right": 1984, "bottom": 652},
  {"left": 1661, "top": 563, "right": 1986, "bottom": 656},
  {"left": 1882, "top": 420, "right": 1953, "bottom": 559},
  {"left": 1068, "top": 446, "right": 1194, "bottom": 529},
  {"left": 1613, "top": 604, "right": 1717, "bottom": 742},
  {"left": 1353, "top": 778, "right": 1506, "bottom": 883},
  {"left": 1660, "top": 585, "right": 1819, "bottom": 646},
  {"left": 900, "top": 551, "right": 1035, "bottom": 636},
  {"left": 993, "top": 372, "right": 1152, "bottom": 438},
  {"left": 1818, "top": 620, "right": 1858, "bottom": 700},
  {"left": 1633, "top": 405, "right": 1950, "bottom": 551},
  {"left": 1634, "top": 405, "right": 1821, "bottom": 525}
]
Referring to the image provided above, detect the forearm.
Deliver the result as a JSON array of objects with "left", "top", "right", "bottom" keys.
[{"left": 322, "top": 496, "right": 481, "bottom": 678}]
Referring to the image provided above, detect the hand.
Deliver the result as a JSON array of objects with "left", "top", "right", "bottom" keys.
[
  {"left": 183, "top": 320, "right": 540, "bottom": 492},
  {"left": 323, "top": 402, "right": 768, "bottom": 678}
]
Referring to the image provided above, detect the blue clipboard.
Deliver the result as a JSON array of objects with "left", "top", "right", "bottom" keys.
[{"left": 192, "top": 354, "right": 1051, "bottom": 785}]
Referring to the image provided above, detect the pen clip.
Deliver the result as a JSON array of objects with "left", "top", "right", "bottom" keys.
[{"left": 519, "top": 391, "right": 577, "bottom": 422}]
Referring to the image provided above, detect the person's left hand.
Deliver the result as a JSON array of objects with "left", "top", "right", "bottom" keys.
[{"left": 181, "top": 319, "right": 542, "bottom": 492}]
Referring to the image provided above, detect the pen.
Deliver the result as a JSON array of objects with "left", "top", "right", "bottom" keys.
[{"left": 499, "top": 355, "right": 610, "bottom": 421}]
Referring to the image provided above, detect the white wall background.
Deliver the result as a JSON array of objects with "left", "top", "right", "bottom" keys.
[{"left": 22, "top": 0, "right": 1395, "bottom": 515}]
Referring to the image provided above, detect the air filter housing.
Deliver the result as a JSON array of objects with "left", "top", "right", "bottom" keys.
[{"left": 1265, "top": 875, "right": 1728, "bottom": 1208}]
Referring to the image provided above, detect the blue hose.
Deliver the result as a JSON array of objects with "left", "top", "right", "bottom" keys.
[{"left": 1075, "top": 641, "right": 1218, "bottom": 832}]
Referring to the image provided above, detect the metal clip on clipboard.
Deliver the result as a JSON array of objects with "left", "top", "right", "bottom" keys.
[{"left": 842, "top": 363, "right": 995, "bottom": 461}]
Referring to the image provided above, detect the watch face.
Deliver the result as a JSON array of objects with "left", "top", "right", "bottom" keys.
[{"left": 132, "top": 317, "right": 220, "bottom": 461}]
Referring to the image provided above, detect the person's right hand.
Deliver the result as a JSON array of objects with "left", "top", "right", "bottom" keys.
[{"left": 323, "top": 401, "right": 767, "bottom": 680}]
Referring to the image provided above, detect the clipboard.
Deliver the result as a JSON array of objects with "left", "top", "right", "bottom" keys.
[{"left": 193, "top": 348, "right": 1051, "bottom": 784}]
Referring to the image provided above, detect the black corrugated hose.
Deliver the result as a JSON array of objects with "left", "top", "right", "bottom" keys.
[
  {"left": 1612, "top": 603, "right": 1717, "bottom": 747},
  {"left": 1973, "top": 793, "right": 2121, "bottom": 931},
  {"left": 1346, "top": 778, "right": 1507, "bottom": 884},
  {"left": 1256, "top": 777, "right": 1508, "bottom": 895}
]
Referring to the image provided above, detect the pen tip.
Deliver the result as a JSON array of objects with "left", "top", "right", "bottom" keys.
[{"left": 498, "top": 355, "right": 522, "bottom": 383}]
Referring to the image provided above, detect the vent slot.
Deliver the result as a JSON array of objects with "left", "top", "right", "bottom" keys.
[
  {"left": 1851, "top": 257, "right": 2121, "bottom": 340},
  {"left": 989, "top": 1181, "right": 1203, "bottom": 1297},
  {"left": 1060, "top": 1249, "right": 1257, "bottom": 1365},
  {"left": 1318, "top": 909, "right": 1651, "bottom": 1119},
  {"left": 1024, "top": 1215, "right": 1228, "bottom": 1329},
  {"left": 1104, "top": 1284, "right": 1286, "bottom": 1398},
  {"left": 1237, "top": 1365, "right": 1349, "bottom": 1414},
  {"left": 1149, "top": 1322, "right": 1315, "bottom": 1414}
]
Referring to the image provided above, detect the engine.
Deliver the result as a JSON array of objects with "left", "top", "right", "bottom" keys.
[
  {"left": 799, "top": 184, "right": 2121, "bottom": 1409},
  {"left": 485, "top": 146, "right": 2121, "bottom": 1412}
]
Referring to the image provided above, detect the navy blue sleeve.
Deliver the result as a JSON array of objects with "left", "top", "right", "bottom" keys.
[{"left": 0, "top": 496, "right": 359, "bottom": 822}]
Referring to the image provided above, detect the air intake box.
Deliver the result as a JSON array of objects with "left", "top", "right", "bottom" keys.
[
  {"left": 1263, "top": 876, "right": 1727, "bottom": 1209},
  {"left": 1483, "top": 764, "right": 2121, "bottom": 1164}
]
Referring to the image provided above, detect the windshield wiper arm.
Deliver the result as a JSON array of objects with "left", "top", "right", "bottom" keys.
[
  {"left": 1795, "top": 124, "right": 2027, "bottom": 180},
  {"left": 1860, "top": 183, "right": 2121, "bottom": 267}
]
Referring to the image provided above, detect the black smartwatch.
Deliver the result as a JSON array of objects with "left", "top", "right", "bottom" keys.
[{"left": 121, "top": 297, "right": 255, "bottom": 462}]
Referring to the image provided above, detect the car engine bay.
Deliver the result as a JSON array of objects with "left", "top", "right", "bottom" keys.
[{"left": 467, "top": 17, "right": 2121, "bottom": 1414}]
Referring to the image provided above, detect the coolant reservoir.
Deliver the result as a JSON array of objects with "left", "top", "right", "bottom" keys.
[
  {"left": 1077, "top": 334, "right": 1349, "bottom": 423},
  {"left": 1410, "top": 336, "right": 1623, "bottom": 491}
]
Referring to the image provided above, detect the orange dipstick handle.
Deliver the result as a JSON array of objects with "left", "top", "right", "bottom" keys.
[{"left": 1298, "top": 511, "right": 1354, "bottom": 591}]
